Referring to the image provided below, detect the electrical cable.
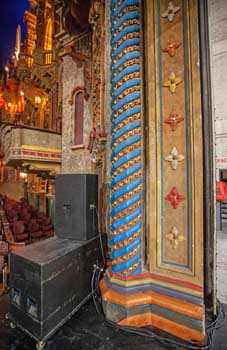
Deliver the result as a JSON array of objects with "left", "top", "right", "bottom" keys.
[
  {"left": 94, "top": 206, "right": 106, "bottom": 267},
  {"left": 90, "top": 206, "right": 226, "bottom": 350},
  {"left": 91, "top": 265, "right": 102, "bottom": 315}
]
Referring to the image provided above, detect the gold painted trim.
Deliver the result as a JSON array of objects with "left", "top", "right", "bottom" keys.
[{"left": 21, "top": 145, "right": 62, "bottom": 153}]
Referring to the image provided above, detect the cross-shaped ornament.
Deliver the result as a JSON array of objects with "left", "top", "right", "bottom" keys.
[
  {"left": 165, "top": 147, "right": 184, "bottom": 170},
  {"left": 162, "top": 2, "right": 181, "bottom": 22},
  {"left": 164, "top": 110, "right": 184, "bottom": 131},
  {"left": 162, "top": 39, "right": 181, "bottom": 57},
  {"left": 165, "top": 187, "right": 185, "bottom": 209},
  {"left": 166, "top": 226, "right": 185, "bottom": 250},
  {"left": 163, "top": 72, "right": 183, "bottom": 94}
]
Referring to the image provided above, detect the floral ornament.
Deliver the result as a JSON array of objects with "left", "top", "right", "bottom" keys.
[
  {"left": 163, "top": 72, "right": 183, "bottom": 93},
  {"left": 162, "top": 39, "right": 182, "bottom": 57},
  {"left": 162, "top": 2, "right": 181, "bottom": 22},
  {"left": 166, "top": 226, "right": 185, "bottom": 249},
  {"left": 164, "top": 109, "right": 184, "bottom": 131},
  {"left": 165, "top": 147, "right": 184, "bottom": 170},
  {"left": 165, "top": 187, "right": 185, "bottom": 209}
]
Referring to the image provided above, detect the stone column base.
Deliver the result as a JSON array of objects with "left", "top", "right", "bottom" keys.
[{"left": 100, "top": 268, "right": 205, "bottom": 345}]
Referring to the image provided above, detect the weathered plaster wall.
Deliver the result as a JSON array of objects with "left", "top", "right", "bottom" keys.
[
  {"left": 209, "top": 0, "right": 227, "bottom": 175},
  {"left": 217, "top": 233, "right": 227, "bottom": 303},
  {"left": 62, "top": 54, "right": 91, "bottom": 174},
  {"left": 209, "top": 0, "right": 227, "bottom": 303},
  {"left": 0, "top": 182, "right": 24, "bottom": 201}
]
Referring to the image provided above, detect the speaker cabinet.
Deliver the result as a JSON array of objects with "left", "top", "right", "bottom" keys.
[
  {"left": 9, "top": 235, "right": 106, "bottom": 343},
  {"left": 55, "top": 174, "right": 98, "bottom": 241}
]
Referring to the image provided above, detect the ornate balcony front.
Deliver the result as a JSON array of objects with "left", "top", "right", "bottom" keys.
[
  {"left": 0, "top": 124, "right": 62, "bottom": 175},
  {"left": 33, "top": 49, "right": 54, "bottom": 66}
]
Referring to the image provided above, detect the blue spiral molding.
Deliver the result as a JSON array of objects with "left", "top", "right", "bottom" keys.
[{"left": 109, "top": 0, "right": 142, "bottom": 276}]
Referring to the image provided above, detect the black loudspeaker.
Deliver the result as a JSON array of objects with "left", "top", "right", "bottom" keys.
[
  {"left": 9, "top": 235, "right": 106, "bottom": 345},
  {"left": 55, "top": 174, "right": 98, "bottom": 241}
]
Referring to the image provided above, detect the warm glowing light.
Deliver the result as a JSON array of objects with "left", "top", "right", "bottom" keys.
[
  {"left": 15, "top": 50, "right": 19, "bottom": 60},
  {"left": 44, "top": 18, "right": 53, "bottom": 51},
  {"left": 35, "top": 96, "right": 41, "bottom": 105},
  {"left": 20, "top": 90, "right": 24, "bottom": 96},
  {"left": 19, "top": 172, "right": 28, "bottom": 180},
  {"left": 4, "top": 66, "right": 9, "bottom": 72},
  {"left": 8, "top": 102, "right": 12, "bottom": 107}
]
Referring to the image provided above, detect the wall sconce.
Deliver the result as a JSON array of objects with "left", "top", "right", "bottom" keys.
[
  {"left": 19, "top": 172, "right": 28, "bottom": 181},
  {"left": 35, "top": 96, "right": 41, "bottom": 105}
]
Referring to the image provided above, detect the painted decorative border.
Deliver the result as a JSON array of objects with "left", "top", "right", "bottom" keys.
[
  {"left": 158, "top": 0, "right": 191, "bottom": 269},
  {"left": 148, "top": 0, "right": 203, "bottom": 281},
  {"left": 5, "top": 147, "right": 62, "bottom": 163}
]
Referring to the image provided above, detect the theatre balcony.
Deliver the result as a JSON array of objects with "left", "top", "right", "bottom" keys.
[{"left": 0, "top": 123, "right": 62, "bottom": 176}]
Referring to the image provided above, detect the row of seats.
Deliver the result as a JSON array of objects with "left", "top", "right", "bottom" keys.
[{"left": 1, "top": 195, "right": 53, "bottom": 242}]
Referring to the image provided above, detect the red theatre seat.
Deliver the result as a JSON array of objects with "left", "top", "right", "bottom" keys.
[{"left": 12, "top": 221, "right": 29, "bottom": 242}]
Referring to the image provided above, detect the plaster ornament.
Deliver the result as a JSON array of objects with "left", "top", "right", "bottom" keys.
[
  {"left": 164, "top": 109, "right": 184, "bottom": 131},
  {"left": 162, "top": 2, "right": 181, "bottom": 22},
  {"left": 163, "top": 72, "right": 183, "bottom": 93},
  {"left": 162, "top": 39, "right": 181, "bottom": 57},
  {"left": 165, "top": 147, "right": 184, "bottom": 170},
  {"left": 165, "top": 186, "right": 185, "bottom": 209},
  {"left": 88, "top": 127, "right": 107, "bottom": 167},
  {"left": 166, "top": 226, "right": 185, "bottom": 249}
]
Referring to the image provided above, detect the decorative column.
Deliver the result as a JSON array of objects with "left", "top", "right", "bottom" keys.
[
  {"left": 109, "top": 0, "right": 143, "bottom": 275},
  {"left": 101, "top": 0, "right": 205, "bottom": 346}
]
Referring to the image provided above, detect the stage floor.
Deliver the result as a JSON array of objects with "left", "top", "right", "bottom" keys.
[{"left": 0, "top": 294, "right": 226, "bottom": 350}]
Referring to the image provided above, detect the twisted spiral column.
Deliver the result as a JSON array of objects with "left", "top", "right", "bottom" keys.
[{"left": 109, "top": 0, "right": 143, "bottom": 276}]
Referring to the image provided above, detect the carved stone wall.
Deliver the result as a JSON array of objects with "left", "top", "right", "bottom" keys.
[
  {"left": 104, "top": 0, "right": 111, "bottom": 185},
  {"left": 61, "top": 54, "right": 91, "bottom": 173}
]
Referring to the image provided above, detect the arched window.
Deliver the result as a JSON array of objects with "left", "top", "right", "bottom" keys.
[
  {"left": 74, "top": 92, "right": 84, "bottom": 146},
  {"left": 44, "top": 18, "right": 53, "bottom": 51}
]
